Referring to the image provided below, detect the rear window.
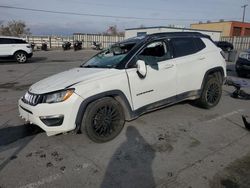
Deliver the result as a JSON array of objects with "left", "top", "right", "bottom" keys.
[
  {"left": 171, "top": 37, "right": 205, "bottom": 58},
  {"left": 193, "top": 38, "right": 206, "bottom": 51}
]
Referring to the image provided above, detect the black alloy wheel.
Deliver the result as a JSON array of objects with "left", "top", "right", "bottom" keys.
[
  {"left": 206, "top": 82, "right": 220, "bottom": 105},
  {"left": 81, "top": 97, "right": 125, "bottom": 143},
  {"left": 196, "top": 75, "right": 222, "bottom": 109}
]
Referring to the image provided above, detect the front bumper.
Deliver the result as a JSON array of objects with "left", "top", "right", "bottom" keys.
[
  {"left": 27, "top": 52, "right": 33, "bottom": 58},
  {"left": 18, "top": 93, "right": 83, "bottom": 136}
]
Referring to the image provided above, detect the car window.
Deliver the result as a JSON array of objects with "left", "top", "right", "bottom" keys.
[
  {"left": 193, "top": 38, "right": 206, "bottom": 51},
  {"left": 82, "top": 42, "right": 137, "bottom": 68},
  {"left": 13, "top": 39, "right": 27, "bottom": 44},
  {"left": 0, "top": 38, "right": 14, "bottom": 44},
  {"left": 0, "top": 38, "right": 27, "bottom": 44},
  {"left": 138, "top": 41, "right": 171, "bottom": 65},
  {"left": 171, "top": 37, "right": 199, "bottom": 58}
]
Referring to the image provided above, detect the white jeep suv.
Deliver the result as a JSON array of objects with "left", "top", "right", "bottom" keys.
[
  {"left": 0, "top": 36, "right": 33, "bottom": 63},
  {"left": 18, "top": 32, "right": 226, "bottom": 142}
]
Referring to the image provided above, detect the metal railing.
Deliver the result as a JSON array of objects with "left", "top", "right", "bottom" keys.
[
  {"left": 221, "top": 36, "right": 250, "bottom": 51},
  {"left": 23, "top": 34, "right": 125, "bottom": 49}
]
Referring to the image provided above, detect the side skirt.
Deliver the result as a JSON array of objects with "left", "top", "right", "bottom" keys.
[
  {"left": 75, "top": 89, "right": 201, "bottom": 132},
  {"left": 130, "top": 90, "right": 201, "bottom": 120}
]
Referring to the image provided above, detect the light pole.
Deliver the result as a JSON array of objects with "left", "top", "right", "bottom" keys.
[{"left": 241, "top": 4, "right": 248, "bottom": 22}]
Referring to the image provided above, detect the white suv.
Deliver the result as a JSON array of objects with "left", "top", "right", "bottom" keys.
[
  {"left": 18, "top": 32, "right": 226, "bottom": 142},
  {"left": 0, "top": 36, "right": 33, "bottom": 63}
]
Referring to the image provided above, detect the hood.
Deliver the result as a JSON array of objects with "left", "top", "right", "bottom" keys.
[{"left": 29, "top": 67, "right": 119, "bottom": 94}]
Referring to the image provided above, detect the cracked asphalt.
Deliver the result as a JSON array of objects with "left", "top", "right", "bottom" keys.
[{"left": 0, "top": 49, "right": 250, "bottom": 188}]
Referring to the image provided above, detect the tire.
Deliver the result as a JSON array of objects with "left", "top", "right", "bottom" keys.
[
  {"left": 15, "top": 51, "right": 27, "bottom": 63},
  {"left": 81, "top": 97, "right": 125, "bottom": 143},
  {"left": 196, "top": 75, "right": 222, "bottom": 109}
]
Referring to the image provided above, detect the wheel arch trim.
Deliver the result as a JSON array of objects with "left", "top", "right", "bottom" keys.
[
  {"left": 75, "top": 90, "right": 133, "bottom": 132},
  {"left": 201, "top": 66, "right": 225, "bottom": 91},
  {"left": 13, "top": 50, "right": 28, "bottom": 56}
]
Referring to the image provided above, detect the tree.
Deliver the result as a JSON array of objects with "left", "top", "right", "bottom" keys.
[
  {"left": 0, "top": 20, "right": 31, "bottom": 37},
  {"left": 104, "top": 25, "right": 124, "bottom": 36}
]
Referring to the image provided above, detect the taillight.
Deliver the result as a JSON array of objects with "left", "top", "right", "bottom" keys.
[{"left": 26, "top": 45, "right": 31, "bottom": 48}]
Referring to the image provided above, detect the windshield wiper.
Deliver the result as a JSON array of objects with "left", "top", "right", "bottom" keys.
[{"left": 81, "top": 65, "right": 116, "bottom": 69}]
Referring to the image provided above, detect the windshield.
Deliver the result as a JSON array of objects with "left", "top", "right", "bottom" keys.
[{"left": 82, "top": 42, "right": 136, "bottom": 68}]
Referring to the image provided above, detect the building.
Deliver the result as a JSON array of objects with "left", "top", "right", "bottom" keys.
[
  {"left": 191, "top": 21, "right": 250, "bottom": 37},
  {"left": 125, "top": 26, "right": 221, "bottom": 41}
]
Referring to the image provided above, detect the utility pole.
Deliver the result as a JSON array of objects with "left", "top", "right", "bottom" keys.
[{"left": 241, "top": 4, "right": 248, "bottom": 22}]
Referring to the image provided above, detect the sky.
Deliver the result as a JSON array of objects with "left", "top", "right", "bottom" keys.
[{"left": 0, "top": 0, "right": 250, "bottom": 35}]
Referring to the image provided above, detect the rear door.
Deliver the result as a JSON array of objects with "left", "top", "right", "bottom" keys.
[
  {"left": 170, "top": 37, "right": 207, "bottom": 96},
  {"left": 126, "top": 40, "right": 177, "bottom": 110}
]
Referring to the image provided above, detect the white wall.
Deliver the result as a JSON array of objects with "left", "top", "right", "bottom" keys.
[{"left": 125, "top": 27, "right": 221, "bottom": 41}]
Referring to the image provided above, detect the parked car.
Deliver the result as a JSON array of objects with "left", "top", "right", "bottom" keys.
[
  {"left": 18, "top": 32, "right": 226, "bottom": 142},
  {"left": 0, "top": 36, "right": 33, "bottom": 63},
  {"left": 235, "top": 49, "right": 250, "bottom": 77},
  {"left": 215, "top": 41, "right": 234, "bottom": 52}
]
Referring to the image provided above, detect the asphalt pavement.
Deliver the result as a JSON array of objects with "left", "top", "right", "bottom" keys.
[{"left": 0, "top": 49, "right": 250, "bottom": 188}]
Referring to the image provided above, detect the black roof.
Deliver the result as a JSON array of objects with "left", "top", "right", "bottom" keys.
[
  {"left": 117, "top": 32, "right": 211, "bottom": 45},
  {"left": 146, "top": 32, "right": 210, "bottom": 39},
  {"left": 125, "top": 26, "right": 222, "bottom": 33}
]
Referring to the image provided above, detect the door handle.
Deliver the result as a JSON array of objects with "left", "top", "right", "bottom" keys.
[{"left": 164, "top": 64, "right": 174, "bottom": 69}]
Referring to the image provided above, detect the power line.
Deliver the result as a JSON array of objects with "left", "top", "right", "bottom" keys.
[
  {"left": 0, "top": 5, "right": 242, "bottom": 22},
  {"left": 64, "top": 0, "right": 218, "bottom": 14}
]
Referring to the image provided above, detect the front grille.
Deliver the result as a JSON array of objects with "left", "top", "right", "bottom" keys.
[{"left": 22, "top": 92, "right": 43, "bottom": 106}]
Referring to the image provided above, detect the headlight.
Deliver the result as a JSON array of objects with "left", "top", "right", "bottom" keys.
[
  {"left": 43, "top": 89, "right": 75, "bottom": 103},
  {"left": 239, "top": 52, "right": 250, "bottom": 60}
]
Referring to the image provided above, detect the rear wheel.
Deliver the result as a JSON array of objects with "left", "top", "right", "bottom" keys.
[
  {"left": 81, "top": 97, "right": 125, "bottom": 143},
  {"left": 196, "top": 75, "right": 222, "bottom": 109},
  {"left": 15, "top": 51, "right": 27, "bottom": 63}
]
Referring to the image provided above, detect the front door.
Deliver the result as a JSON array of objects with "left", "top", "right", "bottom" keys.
[{"left": 126, "top": 40, "right": 177, "bottom": 110}]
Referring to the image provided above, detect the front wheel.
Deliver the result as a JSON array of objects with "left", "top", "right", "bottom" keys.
[
  {"left": 15, "top": 51, "right": 27, "bottom": 63},
  {"left": 196, "top": 76, "right": 222, "bottom": 109},
  {"left": 81, "top": 97, "right": 125, "bottom": 143}
]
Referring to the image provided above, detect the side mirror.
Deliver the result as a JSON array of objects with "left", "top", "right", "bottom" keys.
[{"left": 136, "top": 60, "right": 147, "bottom": 78}]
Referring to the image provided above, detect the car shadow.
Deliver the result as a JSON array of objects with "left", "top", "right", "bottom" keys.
[
  {"left": 100, "top": 126, "right": 156, "bottom": 188},
  {"left": 28, "top": 57, "right": 47, "bottom": 63},
  {"left": 0, "top": 124, "right": 42, "bottom": 147},
  {"left": 0, "top": 124, "right": 43, "bottom": 171},
  {"left": 0, "top": 57, "right": 47, "bottom": 65}
]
